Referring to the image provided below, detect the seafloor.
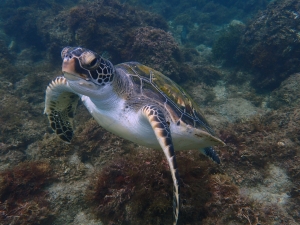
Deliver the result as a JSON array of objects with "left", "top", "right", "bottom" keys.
[{"left": 0, "top": 0, "right": 299, "bottom": 225}]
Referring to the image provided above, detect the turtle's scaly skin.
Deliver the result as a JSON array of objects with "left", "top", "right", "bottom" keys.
[{"left": 44, "top": 47, "right": 225, "bottom": 225}]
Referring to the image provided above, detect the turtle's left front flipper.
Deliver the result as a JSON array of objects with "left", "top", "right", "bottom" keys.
[
  {"left": 44, "top": 76, "right": 80, "bottom": 143},
  {"left": 141, "top": 105, "right": 180, "bottom": 225}
]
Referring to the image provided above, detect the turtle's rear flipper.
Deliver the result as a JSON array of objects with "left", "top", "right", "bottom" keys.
[
  {"left": 44, "top": 76, "right": 80, "bottom": 143},
  {"left": 200, "top": 146, "right": 220, "bottom": 164}
]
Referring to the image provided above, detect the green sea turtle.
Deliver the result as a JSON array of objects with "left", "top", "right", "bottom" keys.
[{"left": 44, "top": 47, "right": 225, "bottom": 225}]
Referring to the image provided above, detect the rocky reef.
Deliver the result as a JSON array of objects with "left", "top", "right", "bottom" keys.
[
  {"left": 268, "top": 73, "right": 300, "bottom": 109},
  {"left": 212, "top": 20, "right": 246, "bottom": 66},
  {"left": 212, "top": 0, "right": 300, "bottom": 91},
  {"left": 125, "top": 0, "right": 270, "bottom": 47},
  {"left": 237, "top": 0, "right": 300, "bottom": 90},
  {"left": 131, "top": 26, "right": 181, "bottom": 79},
  {"left": 1, "top": 0, "right": 179, "bottom": 78}
]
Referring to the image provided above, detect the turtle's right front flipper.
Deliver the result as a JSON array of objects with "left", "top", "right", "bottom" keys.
[
  {"left": 44, "top": 76, "right": 80, "bottom": 143},
  {"left": 141, "top": 105, "right": 180, "bottom": 225}
]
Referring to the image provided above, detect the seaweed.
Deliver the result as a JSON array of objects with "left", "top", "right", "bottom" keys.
[
  {"left": 0, "top": 161, "right": 56, "bottom": 225},
  {"left": 86, "top": 150, "right": 173, "bottom": 224},
  {"left": 85, "top": 149, "right": 270, "bottom": 225}
]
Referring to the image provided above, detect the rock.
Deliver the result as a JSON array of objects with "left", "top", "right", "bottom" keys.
[{"left": 268, "top": 73, "right": 300, "bottom": 109}]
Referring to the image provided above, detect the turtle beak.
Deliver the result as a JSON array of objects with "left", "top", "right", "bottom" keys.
[{"left": 62, "top": 56, "right": 89, "bottom": 80}]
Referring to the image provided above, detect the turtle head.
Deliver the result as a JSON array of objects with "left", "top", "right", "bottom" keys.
[{"left": 61, "top": 46, "right": 115, "bottom": 96}]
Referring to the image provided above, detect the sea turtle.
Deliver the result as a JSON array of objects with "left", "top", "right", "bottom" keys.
[{"left": 44, "top": 47, "right": 225, "bottom": 225}]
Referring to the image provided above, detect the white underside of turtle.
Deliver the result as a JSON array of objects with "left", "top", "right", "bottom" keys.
[
  {"left": 44, "top": 47, "right": 225, "bottom": 225},
  {"left": 82, "top": 93, "right": 220, "bottom": 150}
]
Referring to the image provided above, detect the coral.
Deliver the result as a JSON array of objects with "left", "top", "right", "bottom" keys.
[{"left": 0, "top": 161, "right": 55, "bottom": 225}]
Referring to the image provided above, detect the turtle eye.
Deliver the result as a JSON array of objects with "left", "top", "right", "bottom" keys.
[
  {"left": 88, "top": 58, "right": 98, "bottom": 67},
  {"left": 80, "top": 51, "right": 100, "bottom": 70}
]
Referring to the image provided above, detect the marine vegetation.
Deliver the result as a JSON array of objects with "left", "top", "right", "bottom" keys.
[
  {"left": 0, "top": 161, "right": 55, "bottom": 225},
  {"left": 76, "top": 106, "right": 299, "bottom": 224},
  {"left": 86, "top": 150, "right": 267, "bottom": 225},
  {"left": 86, "top": 151, "right": 173, "bottom": 224},
  {"left": 218, "top": 108, "right": 300, "bottom": 223}
]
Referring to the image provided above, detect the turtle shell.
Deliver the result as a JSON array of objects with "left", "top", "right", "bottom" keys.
[{"left": 116, "top": 62, "right": 216, "bottom": 136}]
